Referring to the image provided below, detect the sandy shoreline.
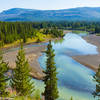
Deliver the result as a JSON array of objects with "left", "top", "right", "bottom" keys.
[
  {"left": 72, "top": 34, "right": 100, "bottom": 72},
  {"left": 3, "top": 44, "right": 46, "bottom": 80}
]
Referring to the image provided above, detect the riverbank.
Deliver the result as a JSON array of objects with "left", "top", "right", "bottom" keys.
[
  {"left": 2, "top": 30, "right": 71, "bottom": 80},
  {"left": 3, "top": 45, "right": 46, "bottom": 80},
  {"left": 72, "top": 34, "right": 100, "bottom": 72},
  {"left": 2, "top": 37, "right": 57, "bottom": 80}
]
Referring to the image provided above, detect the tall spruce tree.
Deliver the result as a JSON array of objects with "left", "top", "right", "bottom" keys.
[
  {"left": 43, "top": 40, "right": 59, "bottom": 100},
  {"left": 93, "top": 65, "right": 100, "bottom": 99},
  {"left": 11, "top": 45, "right": 35, "bottom": 96},
  {"left": 0, "top": 51, "right": 9, "bottom": 97}
]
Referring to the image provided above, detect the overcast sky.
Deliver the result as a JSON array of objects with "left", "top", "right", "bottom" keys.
[{"left": 0, "top": 0, "right": 100, "bottom": 12}]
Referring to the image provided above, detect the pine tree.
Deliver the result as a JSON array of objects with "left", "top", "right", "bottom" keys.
[
  {"left": 93, "top": 65, "right": 100, "bottom": 99},
  {"left": 70, "top": 96, "right": 73, "bottom": 100},
  {"left": 0, "top": 51, "right": 9, "bottom": 97},
  {"left": 11, "top": 45, "right": 35, "bottom": 96},
  {"left": 43, "top": 40, "right": 59, "bottom": 100}
]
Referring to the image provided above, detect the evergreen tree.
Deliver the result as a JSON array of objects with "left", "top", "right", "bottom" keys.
[
  {"left": 0, "top": 51, "right": 9, "bottom": 97},
  {"left": 93, "top": 65, "right": 100, "bottom": 99},
  {"left": 43, "top": 40, "right": 59, "bottom": 100},
  {"left": 11, "top": 45, "right": 35, "bottom": 96},
  {"left": 70, "top": 97, "right": 73, "bottom": 100},
  {"left": 95, "top": 26, "right": 100, "bottom": 33}
]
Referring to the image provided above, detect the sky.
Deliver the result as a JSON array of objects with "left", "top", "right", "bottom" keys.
[{"left": 0, "top": 0, "right": 100, "bottom": 12}]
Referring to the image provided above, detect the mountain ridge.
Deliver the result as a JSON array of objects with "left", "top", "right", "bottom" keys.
[{"left": 0, "top": 7, "right": 100, "bottom": 21}]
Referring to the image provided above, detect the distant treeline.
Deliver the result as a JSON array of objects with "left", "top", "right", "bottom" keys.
[
  {"left": 37, "top": 21, "right": 100, "bottom": 33},
  {"left": 34, "top": 21, "right": 100, "bottom": 33},
  {"left": 0, "top": 21, "right": 100, "bottom": 46}
]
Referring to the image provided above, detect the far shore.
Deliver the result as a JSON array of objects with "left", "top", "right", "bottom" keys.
[{"left": 72, "top": 34, "right": 100, "bottom": 72}]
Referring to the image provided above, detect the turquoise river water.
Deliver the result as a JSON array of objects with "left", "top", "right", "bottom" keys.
[{"left": 35, "top": 33, "right": 98, "bottom": 100}]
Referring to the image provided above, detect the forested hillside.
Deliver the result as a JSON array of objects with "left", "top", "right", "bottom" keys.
[{"left": 1, "top": 7, "right": 100, "bottom": 21}]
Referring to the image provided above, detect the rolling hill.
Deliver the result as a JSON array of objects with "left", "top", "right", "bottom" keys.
[{"left": 0, "top": 7, "right": 100, "bottom": 21}]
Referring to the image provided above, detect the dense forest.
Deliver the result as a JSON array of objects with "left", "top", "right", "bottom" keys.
[
  {"left": 0, "top": 21, "right": 64, "bottom": 47},
  {"left": 0, "top": 21, "right": 100, "bottom": 47}
]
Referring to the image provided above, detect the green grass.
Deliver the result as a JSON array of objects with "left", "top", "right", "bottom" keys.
[
  {"left": 96, "top": 33, "right": 100, "bottom": 36},
  {"left": 72, "top": 30, "right": 88, "bottom": 34}
]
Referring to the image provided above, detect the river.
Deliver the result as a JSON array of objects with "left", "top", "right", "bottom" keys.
[{"left": 35, "top": 33, "right": 98, "bottom": 100}]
